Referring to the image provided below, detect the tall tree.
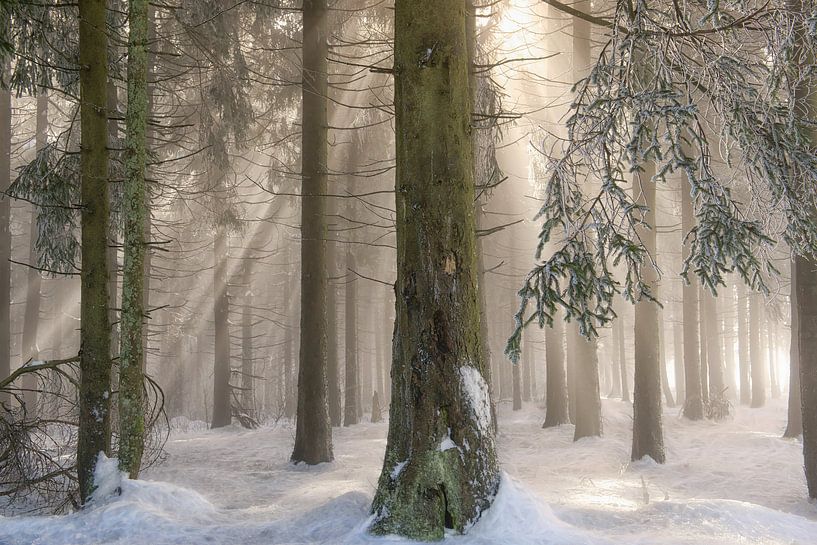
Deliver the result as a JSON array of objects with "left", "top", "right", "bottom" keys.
[
  {"left": 750, "top": 292, "right": 766, "bottom": 408},
  {"left": 737, "top": 281, "right": 751, "bottom": 404},
  {"left": 343, "top": 250, "right": 359, "bottom": 427},
  {"left": 785, "top": 260, "right": 802, "bottom": 438},
  {"left": 370, "top": 0, "right": 499, "bottom": 537},
  {"left": 76, "top": 0, "right": 113, "bottom": 503},
  {"left": 118, "top": 0, "right": 150, "bottom": 478},
  {"left": 631, "top": 164, "right": 665, "bottom": 462},
  {"left": 291, "top": 0, "right": 333, "bottom": 464},
  {"left": 681, "top": 176, "right": 704, "bottom": 420},
  {"left": 0, "top": 56, "right": 10, "bottom": 400}
]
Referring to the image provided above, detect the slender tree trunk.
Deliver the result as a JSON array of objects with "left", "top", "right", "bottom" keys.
[
  {"left": 750, "top": 292, "right": 766, "bottom": 408},
  {"left": 769, "top": 321, "right": 781, "bottom": 399},
  {"left": 370, "top": 1, "right": 500, "bottom": 536},
  {"left": 77, "top": 0, "right": 113, "bottom": 504},
  {"left": 738, "top": 281, "right": 751, "bottom": 404},
  {"left": 240, "top": 255, "right": 255, "bottom": 416},
  {"left": 0, "top": 59, "right": 9, "bottom": 400},
  {"left": 658, "top": 309, "right": 675, "bottom": 407},
  {"left": 681, "top": 176, "right": 703, "bottom": 420},
  {"left": 326, "top": 273, "right": 342, "bottom": 426},
  {"left": 703, "top": 290, "right": 725, "bottom": 402},
  {"left": 672, "top": 312, "right": 685, "bottom": 402},
  {"left": 699, "top": 286, "right": 710, "bottom": 405},
  {"left": 512, "top": 349, "right": 522, "bottom": 411},
  {"left": 631, "top": 165, "right": 665, "bottom": 462},
  {"left": 117, "top": 0, "right": 150, "bottom": 478},
  {"left": 786, "top": 260, "right": 803, "bottom": 438},
  {"left": 617, "top": 313, "right": 629, "bottom": 402},
  {"left": 344, "top": 251, "right": 359, "bottom": 426},
  {"left": 524, "top": 336, "right": 533, "bottom": 402},
  {"left": 543, "top": 315, "right": 569, "bottom": 427},
  {"left": 610, "top": 321, "right": 622, "bottom": 397},
  {"left": 211, "top": 227, "right": 231, "bottom": 427},
  {"left": 292, "top": 0, "right": 333, "bottom": 465},
  {"left": 21, "top": 93, "right": 47, "bottom": 410}
]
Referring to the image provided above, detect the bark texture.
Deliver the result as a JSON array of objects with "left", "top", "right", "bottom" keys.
[
  {"left": 77, "top": 0, "right": 113, "bottom": 504},
  {"left": 631, "top": 166, "right": 665, "bottom": 463},
  {"left": 370, "top": 0, "right": 499, "bottom": 537},
  {"left": 292, "top": 0, "right": 333, "bottom": 464},
  {"left": 681, "top": 176, "right": 704, "bottom": 420},
  {"left": 118, "top": 0, "right": 150, "bottom": 477},
  {"left": 543, "top": 315, "right": 569, "bottom": 427}
]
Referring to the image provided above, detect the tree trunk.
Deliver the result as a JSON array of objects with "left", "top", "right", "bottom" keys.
[
  {"left": 681, "top": 175, "right": 703, "bottom": 420},
  {"left": 786, "top": 259, "right": 802, "bottom": 438},
  {"left": 326, "top": 272, "right": 342, "bottom": 426},
  {"left": 617, "top": 312, "right": 629, "bottom": 402},
  {"left": 77, "top": 0, "right": 113, "bottom": 504},
  {"left": 211, "top": 227, "right": 231, "bottom": 427},
  {"left": 658, "top": 309, "right": 675, "bottom": 407},
  {"left": 543, "top": 315, "right": 569, "bottom": 427},
  {"left": 699, "top": 286, "right": 710, "bottom": 405},
  {"left": 0, "top": 59, "right": 9, "bottom": 402},
  {"left": 572, "top": 323, "right": 602, "bottom": 440},
  {"left": 737, "top": 281, "right": 751, "bottom": 404},
  {"left": 672, "top": 311, "right": 685, "bottom": 402},
  {"left": 750, "top": 292, "right": 766, "bottom": 408},
  {"left": 369, "top": 1, "right": 500, "bottom": 537},
  {"left": 512, "top": 350, "right": 522, "bottom": 411},
  {"left": 240, "top": 254, "right": 255, "bottom": 417},
  {"left": 522, "top": 337, "right": 532, "bottom": 402},
  {"left": 769, "top": 320, "right": 781, "bottom": 399},
  {"left": 118, "top": 0, "right": 150, "bottom": 478},
  {"left": 343, "top": 250, "right": 359, "bottom": 427},
  {"left": 703, "top": 290, "right": 725, "bottom": 402},
  {"left": 631, "top": 165, "right": 664, "bottom": 462},
  {"left": 291, "top": 0, "right": 333, "bottom": 465},
  {"left": 610, "top": 320, "right": 622, "bottom": 398},
  {"left": 21, "top": 93, "right": 47, "bottom": 410}
]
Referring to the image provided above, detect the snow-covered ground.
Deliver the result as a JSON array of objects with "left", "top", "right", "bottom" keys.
[{"left": 1, "top": 397, "right": 815, "bottom": 544}]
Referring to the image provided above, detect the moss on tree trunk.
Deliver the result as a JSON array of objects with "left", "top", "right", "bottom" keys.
[
  {"left": 118, "top": 0, "right": 151, "bottom": 478},
  {"left": 369, "top": 1, "right": 500, "bottom": 539},
  {"left": 77, "top": 0, "right": 113, "bottom": 504}
]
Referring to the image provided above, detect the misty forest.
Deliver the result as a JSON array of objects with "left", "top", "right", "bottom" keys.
[{"left": 2, "top": 0, "right": 817, "bottom": 543}]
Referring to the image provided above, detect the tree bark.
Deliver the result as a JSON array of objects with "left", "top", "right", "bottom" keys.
[
  {"left": 786, "top": 259, "right": 802, "bottom": 438},
  {"left": 543, "top": 315, "right": 569, "bottom": 427},
  {"left": 703, "top": 290, "right": 725, "bottom": 402},
  {"left": 672, "top": 310, "right": 685, "bottom": 402},
  {"left": 211, "top": 226, "right": 231, "bottom": 427},
  {"left": 617, "top": 312, "right": 629, "bottom": 402},
  {"left": 681, "top": 175, "right": 704, "bottom": 420},
  {"left": 750, "top": 292, "right": 766, "bottom": 408},
  {"left": 291, "top": 0, "right": 333, "bottom": 465},
  {"left": 631, "top": 165, "right": 664, "bottom": 462},
  {"left": 572, "top": 323, "right": 602, "bottom": 440},
  {"left": 77, "top": 0, "right": 113, "bottom": 504},
  {"left": 118, "top": 0, "right": 150, "bottom": 478},
  {"left": 344, "top": 250, "right": 359, "bottom": 426},
  {"left": 370, "top": 1, "right": 500, "bottom": 537},
  {"left": 737, "top": 281, "right": 751, "bottom": 404},
  {"left": 0, "top": 58, "right": 9, "bottom": 403}
]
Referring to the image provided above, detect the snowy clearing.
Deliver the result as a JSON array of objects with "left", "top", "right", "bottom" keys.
[{"left": 1, "top": 398, "right": 814, "bottom": 545}]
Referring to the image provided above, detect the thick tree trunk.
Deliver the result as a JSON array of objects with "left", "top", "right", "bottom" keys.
[
  {"left": 681, "top": 176, "right": 704, "bottom": 420},
  {"left": 291, "top": 0, "right": 333, "bottom": 465},
  {"left": 631, "top": 165, "right": 664, "bottom": 462},
  {"left": 118, "top": 0, "right": 150, "bottom": 478},
  {"left": 750, "top": 292, "right": 766, "bottom": 408},
  {"left": 737, "top": 281, "right": 751, "bottom": 404},
  {"left": 240, "top": 255, "right": 255, "bottom": 416},
  {"left": 344, "top": 250, "right": 359, "bottom": 427},
  {"left": 77, "top": 0, "right": 113, "bottom": 504},
  {"left": 211, "top": 227, "right": 231, "bottom": 427},
  {"left": 543, "top": 315, "right": 569, "bottom": 427},
  {"left": 0, "top": 60, "right": 9, "bottom": 400},
  {"left": 786, "top": 260, "right": 803, "bottom": 438},
  {"left": 370, "top": 1, "right": 500, "bottom": 537}
]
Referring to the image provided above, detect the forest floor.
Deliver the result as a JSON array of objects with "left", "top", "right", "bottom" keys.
[{"left": 1, "top": 397, "right": 815, "bottom": 544}]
